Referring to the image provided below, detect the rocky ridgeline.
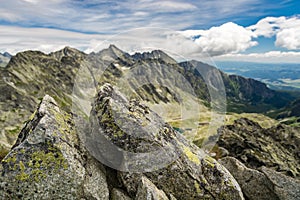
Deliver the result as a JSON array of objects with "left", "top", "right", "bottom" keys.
[{"left": 0, "top": 84, "right": 244, "bottom": 199}]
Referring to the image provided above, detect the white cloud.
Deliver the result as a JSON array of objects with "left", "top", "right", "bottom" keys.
[
  {"left": 0, "top": 25, "right": 200, "bottom": 60},
  {"left": 215, "top": 51, "right": 300, "bottom": 63},
  {"left": 146, "top": 1, "right": 197, "bottom": 12},
  {"left": 180, "top": 22, "right": 257, "bottom": 56},
  {"left": 0, "top": 0, "right": 272, "bottom": 34},
  {"left": 276, "top": 27, "right": 300, "bottom": 50},
  {"left": 247, "top": 16, "right": 286, "bottom": 37},
  {"left": 248, "top": 16, "right": 300, "bottom": 50}
]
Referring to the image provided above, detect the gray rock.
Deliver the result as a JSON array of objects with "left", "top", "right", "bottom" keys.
[
  {"left": 111, "top": 188, "right": 132, "bottom": 200},
  {"left": 216, "top": 118, "right": 300, "bottom": 178},
  {"left": 220, "top": 156, "right": 279, "bottom": 200},
  {"left": 135, "top": 176, "right": 169, "bottom": 200},
  {"left": 220, "top": 156, "right": 300, "bottom": 200},
  {"left": 0, "top": 87, "right": 245, "bottom": 200},
  {"left": 87, "top": 83, "right": 244, "bottom": 200},
  {"left": 0, "top": 95, "right": 109, "bottom": 200},
  {"left": 261, "top": 166, "right": 300, "bottom": 200}
]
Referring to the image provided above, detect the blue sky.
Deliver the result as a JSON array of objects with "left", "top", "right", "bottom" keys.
[{"left": 0, "top": 0, "right": 299, "bottom": 63}]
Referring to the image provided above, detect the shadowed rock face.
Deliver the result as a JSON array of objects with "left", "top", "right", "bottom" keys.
[
  {"left": 0, "top": 52, "right": 11, "bottom": 67},
  {"left": 0, "top": 85, "right": 244, "bottom": 200}
]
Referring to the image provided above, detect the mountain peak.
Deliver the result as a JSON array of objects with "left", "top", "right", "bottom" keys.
[
  {"left": 1, "top": 52, "right": 12, "bottom": 58},
  {"left": 50, "top": 46, "right": 85, "bottom": 60},
  {"left": 106, "top": 44, "right": 126, "bottom": 55},
  {"left": 108, "top": 44, "right": 121, "bottom": 51},
  {"left": 96, "top": 44, "right": 134, "bottom": 65},
  {"left": 132, "top": 49, "right": 177, "bottom": 64}
]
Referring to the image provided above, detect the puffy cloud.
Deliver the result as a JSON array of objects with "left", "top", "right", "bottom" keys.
[
  {"left": 247, "top": 16, "right": 286, "bottom": 37},
  {"left": 180, "top": 22, "right": 257, "bottom": 56},
  {"left": 248, "top": 16, "right": 300, "bottom": 50},
  {"left": 276, "top": 27, "right": 300, "bottom": 50}
]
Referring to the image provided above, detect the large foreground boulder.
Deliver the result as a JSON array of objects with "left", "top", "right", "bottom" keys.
[
  {"left": 86, "top": 83, "right": 244, "bottom": 199},
  {"left": 0, "top": 95, "right": 109, "bottom": 199}
]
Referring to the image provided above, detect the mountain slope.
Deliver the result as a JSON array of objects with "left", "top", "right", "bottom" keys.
[
  {"left": 0, "top": 47, "right": 87, "bottom": 158},
  {"left": 179, "top": 60, "right": 295, "bottom": 113}
]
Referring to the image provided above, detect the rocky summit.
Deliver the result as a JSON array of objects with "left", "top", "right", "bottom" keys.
[{"left": 0, "top": 84, "right": 244, "bottom": 199}]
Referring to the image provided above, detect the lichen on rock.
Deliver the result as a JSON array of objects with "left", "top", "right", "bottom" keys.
[{"left": 0, "top": 95, "right": 109, "bottom": 200}]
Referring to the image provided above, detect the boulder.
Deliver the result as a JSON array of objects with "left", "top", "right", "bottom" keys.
[
  {"left": 86, "top": 83, "right": 244, "bottom": 200},
  {"left": 220, "top": 156, "right": 279, "bottom": 200},
  {"left": 111, "top": 188, "right": 132, "bottom": 200},
  {"left": 0, "top": 95, "right": 109, "bottom": 199}
]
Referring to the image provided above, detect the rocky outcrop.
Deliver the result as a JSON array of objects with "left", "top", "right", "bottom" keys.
[
  {"left": 86, "top": 83, "right": 244, "bottom": 200},
  {"left": 212, "top": 118, "right": 300, "bottom": 200},
  {"left": 0, "top": 48, "right": 87, "bottom": 160},
  {"left": 220, "top": 157, "right": 300, "bottom": 200},
  {"left": 216, "top": 118, "right": 300, "bottom": 178},
  {"left": 132, "top": 50, "right": 177, "bottom": 64},
  {"left": 0, "top": 95, "right": 109, "bottom": 199},
  {"left": 0, "top": 85, "right": 245, "bottom": 199},
  {"left": 135, "top": 176, "right": 169, "bottom": 200}
]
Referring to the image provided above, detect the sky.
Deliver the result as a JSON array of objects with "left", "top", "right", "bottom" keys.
[{"left": 0, "top": 0, "right": 300, "bottom": 63}]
